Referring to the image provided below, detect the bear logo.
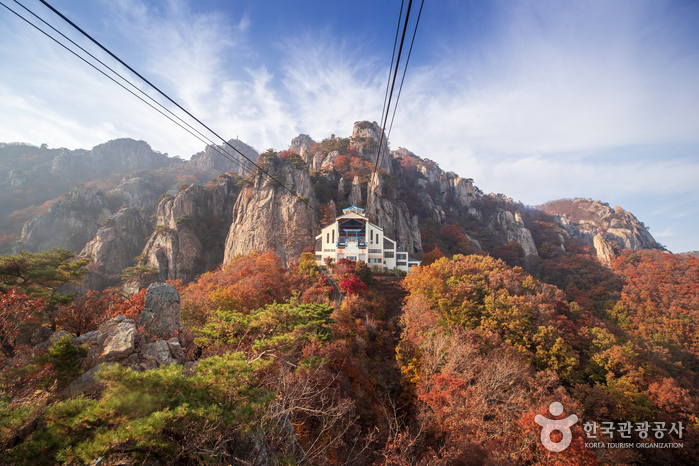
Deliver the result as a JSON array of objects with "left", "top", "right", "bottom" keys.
[{"left": 534, "top": 401, "right": 578, "bottom": 452}]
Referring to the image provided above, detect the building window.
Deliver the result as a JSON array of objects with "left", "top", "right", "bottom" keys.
[
  {"left": 370, "top": 230, "right": 373, "bottom": 243},
  {"left": 384, "top": 252, "right": 394, "bottom": 258},
  {"left": 326, "top": 233, "right": 329, "bottom": 243},
  {"left": 316, "top": 255, "right": 322, "bottom": 261},
  {"left": 332, "top": 230, "right": 335, "bottom": 243},
  {"left": 397, "top": 253, "right": 406, "bottom": 260},
  {"left": 368, "top": 258, "right": 381, "bottom": 264},
  {"left": 397, "top": 262, "right": 407, "bottom": 267},
  {"left": 384, "top": 238, "right": 394, "bottom": 249}
]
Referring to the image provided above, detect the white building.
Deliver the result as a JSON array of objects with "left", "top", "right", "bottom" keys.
[{"left": 315, "top": 205, "right": 420, "bottom": 272}]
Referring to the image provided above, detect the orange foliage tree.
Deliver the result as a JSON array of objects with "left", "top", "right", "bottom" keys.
[{"left": 180, "top": 250, "right": 292, "bottom": 326}]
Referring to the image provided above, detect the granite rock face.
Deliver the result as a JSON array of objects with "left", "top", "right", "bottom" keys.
[
  {"left": 289, "top": 134, "right": 315, "bottom": 160},
  {"left": 99, "top": 319, "right": 136, "bottom": 361},
  {"left": 140, "top": 176, "right": 240, "bottom": 282},
  {"left": 189, "top": 139, "right": 259, "bottom": 176},
  {"left": 75, "top": 315, "right": 137, "bottom": 368},
  {"left": 594, "top": 233, "right": 617, "bottom": 267},
  {"left": 223, "top": 157, "right": 320, "bottom": 266},
  {"left": 113, "top": 176, "right": 161, "bottom": 209},
  {"left": 19, "top": 187, "right": 113, "bottom": 253},
  {"left": 50, "top": 138, "right": 170, "bottom": 179},
  {"left": 541, "top": 198, "right": 661, "bottom": 264},
  {"left": 351, "top": 121, "right": 392, "bottom": 174},
  {"left": 366, "top": 172, "right": 423, "bottom": 256},
  {"left": 80, "top": 207, "right": 152, "bottom": 289},
  {"left": 496, "top": 210, "right": 538, "bottom": 258},
  {"left": 139, "top": 282, "right": 182, "bottom": 339}
]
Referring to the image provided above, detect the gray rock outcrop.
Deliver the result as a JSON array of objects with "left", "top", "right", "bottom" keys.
[
  {"left": 50, "top": 138, "right": 170, "bottom": 179},
  {"left": 112, "top": 176, "right": 160, "bottom": 209},
  {"left": 351, "top": 121, "right": 392, "bottom": 174},
  {"left": 140, "top": 176, "right": 240, "bottom": 282},
  {"left": 223, "top": 157, "right": 320, "bottom": 266},
  {"left": 189, "top": 139, "right": 258, "bottom": 176},
  {"left": 366, "top": 172, "right": 423, "bottom": 256},
  {"left": 80, "top": 207, "right": 152, "bottom": 289},
  {"left": 348, "top": 178, "right": 363, "bottom": 206},
  {"left": 19, "top": 187, "right": 113, "bottom": 253},
  {"left": 60, "top": 282, "right": 187, "bottom": 396},
  {"left": 496, "top": 210, "right": 538, "bottom": 258},
  {"left": 593, "top": 233, "right": 616, "bottom": 267},
  {"left": 289, "top": 134, "right": 315, "bottom": 159},
  {"left": 541, "top": 198, "right": 661, "bottom": 262},
  {"left": 139, "top": 282, "right": 182, "bottom": 339}
]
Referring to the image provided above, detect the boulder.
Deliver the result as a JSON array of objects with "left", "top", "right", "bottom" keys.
[
  {"left": 142, "top": 340, "right": 176, "bottom": 366},
  {"left": 100, "top": 322, "right": 136, "bottom": 361},
  {"left": 139, "top": 283, "right": 182, "bottom": 339},
  {"left": 63, "top": 365, "right": 108, "bottom": 397},
  {"left": 75, "top": 316, "right": 136, "bottom": 368},
  {"left": 167, "top": 337, "right": 186, "bottom": 362},
  {"left": 74, "top": 330, "right": 99, "bottom": 346}
]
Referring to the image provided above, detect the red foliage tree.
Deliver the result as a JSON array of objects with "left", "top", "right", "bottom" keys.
[
  {"left": 420, "top": 246, "right": 444, "bottom": 266},
  {"left": 338, "top": 274, "right": 367, "bottom": 296},
  {"left": 54, "top": 288, "right": 145, "bottom": 336},
  {"left": 0, "top": 287, "right": 45, "bottom": 359}
]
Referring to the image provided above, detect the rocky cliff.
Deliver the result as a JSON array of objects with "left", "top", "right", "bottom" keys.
[
  {"left": 80, "top": 207, "right": 152, "bottom": 289},
  {"left": 223, "top": 155, "right": 319, "bottom": 266},
  {"left": 19, "top": 187, "right": 114, "bottom": 253},
  {"left": 51, "top": 138, "right": 171, "bottom": 179},
  {"left": 141, "top": 175, "right": 240, "bottom": 282},
  {"left": 189, "top": 139, "right": 258, "bottom": 176},
  {"left": 6, "top": 123, "right": 666, "bottom": 280},
  {"left": 235, "top": 122, "right": 540, "bottom": 262},
  {"left": 366, "top": 172, "right": 423, "bottom": 256},
  {"left": 112, "top": 175, "right": 162, "bottom": 209},
  {"left": 539, "top": 198, "right": 661, "bottom": 264}
]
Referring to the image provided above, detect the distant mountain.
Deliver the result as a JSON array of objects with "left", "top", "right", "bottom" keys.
[{"left": 0, "top": 138, "right": 257, "bottom": 255}]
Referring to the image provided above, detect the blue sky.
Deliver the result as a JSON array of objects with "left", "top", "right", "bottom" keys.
[{"left": 1, "top": 0, "right": 698, "bottom": 252}]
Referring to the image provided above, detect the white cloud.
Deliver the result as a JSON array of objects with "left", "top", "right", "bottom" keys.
[
  {"left": 1, "top": 0, "right": 698, "bottom": 252},
  {"left": 278, "top": 31, "right": 385, "bottom": 141}
]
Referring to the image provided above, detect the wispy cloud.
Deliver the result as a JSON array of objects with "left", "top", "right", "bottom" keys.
[{"left": 0, "top": 0, "right": 697, "bottom": 250}]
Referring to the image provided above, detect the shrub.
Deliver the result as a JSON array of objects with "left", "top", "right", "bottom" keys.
[{"left": 6, "top": 354, "right": 270, "bottom": 465}]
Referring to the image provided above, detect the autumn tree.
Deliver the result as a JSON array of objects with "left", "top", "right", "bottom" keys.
[
  {"left": 180, "top": 250, "right": 291, "bottom": 327},
  {"left": 0, "top": 288, "right": 45, "bottom": 359},
  {"left": 53, "top": 288, "right": 144, "bottom": 336},
  {"left": 420, "top": 246, "right": 444, "bottom": 266}
]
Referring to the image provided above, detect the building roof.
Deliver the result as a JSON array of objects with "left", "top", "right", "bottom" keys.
[
  {"left": 343, "top": 205, "right": 365, "bottom": 214},
  {"left": 336, "top": 212, "right": 366, "bottom": 221}
]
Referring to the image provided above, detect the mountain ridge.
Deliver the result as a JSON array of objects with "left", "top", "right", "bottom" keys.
[{"left": 1, "top": 122, "right": 665, "bottom": 289}]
